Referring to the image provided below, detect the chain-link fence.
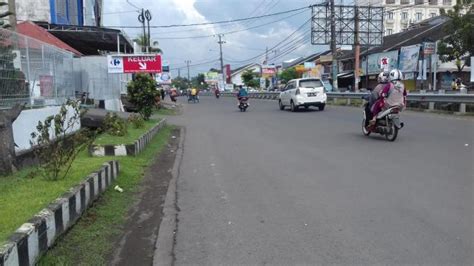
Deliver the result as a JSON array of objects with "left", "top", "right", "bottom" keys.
[
  {"left": 0, "top": 28, "right": 76, "bottom": 109},
  {"left": 0, "top": 28, "right": 132, "bottom": 111}
]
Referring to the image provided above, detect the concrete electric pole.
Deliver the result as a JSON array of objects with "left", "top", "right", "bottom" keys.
[
  {"left": 330, "top": 0, "right": 338, "bottom": 91},
  {"left": 354, "top": 5, "right": 360, "bottom": 91},
  {"left": 217, "top": 34, "right": 225, "bottom": 84},
  {"left": 185, "top": 60, "right": 191, "bottom": 80},
  {"left": 8, "top": 0, "right": 16, "bottom": 31}
]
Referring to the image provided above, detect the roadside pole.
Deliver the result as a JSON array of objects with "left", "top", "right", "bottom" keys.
[
  {"left": 8, "top": 0, "right": 16, "bottom": 31},
  {"left": 330, "top": 0, "right": 338, "bottom": 91},
  {"left": 354, "top": 5, "right": 360, "bottom": 92}
]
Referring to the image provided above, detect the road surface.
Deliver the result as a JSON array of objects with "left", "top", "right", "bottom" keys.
[{"left": 167, "top": 97, "right": 473, "bottom": 265}]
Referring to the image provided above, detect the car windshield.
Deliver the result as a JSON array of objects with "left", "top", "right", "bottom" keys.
[{"left": 299, "top": 79, "right": 322, "bottom": 88}]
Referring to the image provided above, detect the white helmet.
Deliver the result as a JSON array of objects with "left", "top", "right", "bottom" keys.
[
  {"left": 377, "top": 71, "right": 389, "bottom": 83},
  {"left": 389, "top": 69, "right": 404, "bottom": 81}
]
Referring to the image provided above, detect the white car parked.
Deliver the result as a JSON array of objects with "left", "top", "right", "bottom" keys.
[{"left": 278, "top": 78, "right": 327, "bottom": 111}]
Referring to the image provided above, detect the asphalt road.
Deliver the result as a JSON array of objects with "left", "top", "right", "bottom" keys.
[{"left": 167, "top": 96, "right": 473, "bottom": 265}]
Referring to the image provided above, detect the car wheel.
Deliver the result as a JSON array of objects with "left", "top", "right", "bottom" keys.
[
  {"left": 318, "top": 104, "right": 325, "bottom": 111},
  {"left": 290, "top": 100, "right": 297, "bottom": 112},
  {"left": 279, "top": 100, "right": 285, "bottom": 110}
]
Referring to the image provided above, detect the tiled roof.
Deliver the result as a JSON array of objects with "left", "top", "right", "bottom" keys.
[{"left": 16, "top": 21, "right": 82, "bottom": 56}]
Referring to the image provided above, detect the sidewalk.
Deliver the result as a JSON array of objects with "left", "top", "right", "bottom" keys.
[{"left": 108, "top": 128, "right": 180, "bottom": 265}]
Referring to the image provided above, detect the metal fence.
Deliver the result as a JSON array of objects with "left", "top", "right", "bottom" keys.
[
  {"left": 0, "top": 28, "right": 132, "bottom": 111},
  {"left": 0, "top": 28, "right": 76, "bottom": 108}
]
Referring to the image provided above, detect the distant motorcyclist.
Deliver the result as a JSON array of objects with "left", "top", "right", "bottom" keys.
[
  {"left": 371, "top": 69, "right": 406, "bottom": 124},
  {"left": 365, "top": 71, "right": 389, "bottom": 125},
  {"left": 236, "top": 85, "right": 248, "bottom": 104}
]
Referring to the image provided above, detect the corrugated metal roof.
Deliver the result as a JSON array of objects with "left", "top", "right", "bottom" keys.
[{"left": 16, "top": 21, "right": 83, "bottom": 56}]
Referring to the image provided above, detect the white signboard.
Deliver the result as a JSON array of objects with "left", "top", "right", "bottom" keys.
[
  {"left": 260, "top": 78, "right": 266, "bottom": 89},
  {"left": 225, "top": 84, "right": 234, "bottom": 91},
  {"left": 471, "top": 57, "right": 474, "bottom": 82},
  {"left": 156, "top": 72, "right": 172, "bottom": 84},
  {"left": 107, "top": 55, "right": 124, "bottom": 73}
]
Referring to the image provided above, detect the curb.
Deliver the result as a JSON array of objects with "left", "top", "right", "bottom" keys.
[
  {"left": 90, "top": 119, "right": 167, "bottom": 157},
  {"left": 0, "top": 161, "right": 120, "bottom": 266},
  {"left": 152, "top": 127, "right": 185, "bottom": 266}
]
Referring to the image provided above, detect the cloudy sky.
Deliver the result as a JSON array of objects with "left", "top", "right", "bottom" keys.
[{"left": 103, "top": 0, "right": 333, "bottom": 77}]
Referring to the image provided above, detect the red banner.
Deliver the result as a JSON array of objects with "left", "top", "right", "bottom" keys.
[
  {"left": 225, "top": 64, "right": 231, "bottom": 83},
  {"left": 123, "top": 55, "right": 162, "bottom": 73}
]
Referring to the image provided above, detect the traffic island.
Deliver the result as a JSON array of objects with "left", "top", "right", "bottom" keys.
[
  {"left": 90, "top": 119, "right": 167, "bottom": 157},
  {"left": 0, "top": 161, "right": 120, "bottom": 266}
]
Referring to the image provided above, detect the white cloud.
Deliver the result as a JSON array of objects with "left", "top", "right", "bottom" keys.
[{"left": 103, "top": 0, "right": 326, "bottom": 76}]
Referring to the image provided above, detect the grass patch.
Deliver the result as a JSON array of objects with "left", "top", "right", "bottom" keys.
[
  {"left": 0, "top": 154, "right": 109, "bottom": 245},
  {"left": 94, "top": 119, "right": 160, "bottom": 146},
  {"left": 38, "top": 126, "right": 173, "bottom": 265},
  {"left": 154, "top": 107, "right": 177, "bottom": 116}
]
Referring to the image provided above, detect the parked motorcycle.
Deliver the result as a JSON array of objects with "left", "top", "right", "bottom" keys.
[
  {"left": 362, "top": 102, "right": 404, "bottom": 141},
  {"left": 238, "top": 97, "right": 249, "bottom": 112}
]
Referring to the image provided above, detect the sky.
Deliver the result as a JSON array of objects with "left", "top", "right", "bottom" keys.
[{"left": 103, "top": 0, "right": 332, "bottom": 77}]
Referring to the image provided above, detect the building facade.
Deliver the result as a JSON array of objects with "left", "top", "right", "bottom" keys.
[
  {"left": 15, "top": 0, "right": 103, "bottom": 26},
  {"left": 382, "top": 0, "right": 456, "bottom": 34}
]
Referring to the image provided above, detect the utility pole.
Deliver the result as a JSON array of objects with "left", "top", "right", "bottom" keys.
[
  {"left": 354, "top": 5, "right": 360, "bottom": 92},
  {"left": 185, "top": 60, "right": 191, "bottom": 80},
  {"left": 178, "top": 68, "right": 181, "bottom": 78},
  {"left": 138, "top": 9, "right": 147, "bottom": 53},
  {"left": 145, "top": 10, "right": 152, "bottom": 53},
  {"left": 265, "top": 46, "right": 269, "bottom": 64},
  {"left": 8, "top": 0, "right": 16, "bottom": 31},
  {"left": 330, "top": 0, "right": 338, "bottom": 91},
  {"left": 217, "top": 34, "right": 225, "bottom": 84}
]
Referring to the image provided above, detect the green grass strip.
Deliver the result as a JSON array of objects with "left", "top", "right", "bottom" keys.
[
  {"left": 93, "top": 119, "right": 160, "bottom": 146},
  {"left": 37, "top": 125, "right": 172, "bottom": 265}
]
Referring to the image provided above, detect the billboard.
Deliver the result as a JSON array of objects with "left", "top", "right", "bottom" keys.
[
  {"left": 225, "top": 64, "right": 231, "bottom": 83},
  {"left": 399, "top": 44, "right": 421, "bottom": 73},
  {"left": 205, "top": 71, "right": 219, "bottom": 82},
  {"left": 262, "top": 66, "right": 276, "bottom": 76},
  {"left": 107, "top": 54, "right": 162, "bottom": 74},
  {"left": 361, "top": 50, "right": 399, "bottom": 75}
]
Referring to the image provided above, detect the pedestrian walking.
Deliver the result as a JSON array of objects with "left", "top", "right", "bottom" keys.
[
  {"left": 451, "top": 78, "right": 458, "bottom": 90},
  {"left": 160, "top": 88, "right": 165, "bottom": 100}
]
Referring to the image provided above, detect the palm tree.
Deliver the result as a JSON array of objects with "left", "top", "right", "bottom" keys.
[{"left": 133, "top": 34, "right": 162, "bottom": 54}]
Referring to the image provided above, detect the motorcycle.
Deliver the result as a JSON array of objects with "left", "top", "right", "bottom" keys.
[
  {"left": 215, "top": 91, "right": 220, "bottom": 99},
  {"left": 362, "top": 102, "right": 404, "bottom": 141},
  {"left": 238, "top": 97, "right": 249, "bottom": 112}
]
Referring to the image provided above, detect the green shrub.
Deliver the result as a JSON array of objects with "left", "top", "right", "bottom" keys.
[
  {"left": 103, "top": 113, "right": 128, "bottom": 136},
  {"left": 127, "top": 73, "right": 158, "bottom": 120},
  {"left": 128, "top": 114, "right": 145, "bottom": 129}
]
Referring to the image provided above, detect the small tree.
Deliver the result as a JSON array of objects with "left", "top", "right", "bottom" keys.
[
  {"left": 279, "top": 67, "right": 298, "bottom": 83},
  {"left": 438, "top": 0, "right": 473, "bottom": 73},
  {"left": 191, "top": 73, "right": 207, "bottom": 90},
  {"left": 241, "top": 70, "right": 255, "bottom": 87},
  {"left": 30, "top": 100, "right": 94, "bottom": 181},
  {"left": 127, "top": 73, "right": 158, "bottom": 120}
]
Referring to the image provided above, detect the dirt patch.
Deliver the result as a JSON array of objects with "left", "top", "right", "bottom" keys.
[{"left": 108, "top": 128, "right": 180, "bottom": 266}]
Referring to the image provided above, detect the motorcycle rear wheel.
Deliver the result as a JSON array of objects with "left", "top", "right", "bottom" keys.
[{"left": 385, "top": 123, "right": 398, "bottom": 141}]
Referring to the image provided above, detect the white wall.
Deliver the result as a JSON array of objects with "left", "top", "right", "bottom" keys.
[
  {"left": 15, "top": 0, "right": 51, "bottom": 22},
  {"left": 13, "top": 106, "right": 81, "bottom": 152}
]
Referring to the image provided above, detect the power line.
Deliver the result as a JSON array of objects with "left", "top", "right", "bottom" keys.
[
  {"left": 105, "top": 6, "right": 310, "bottom": 28},
  {"left": 170, "top": 59, "right": 221, "bottom": 70},
  {"left": 225, "top": 16, "right": 312, "bottom": 64},
  {"left": 142, "top": 9, "right": 308, "bottom": 40}
]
